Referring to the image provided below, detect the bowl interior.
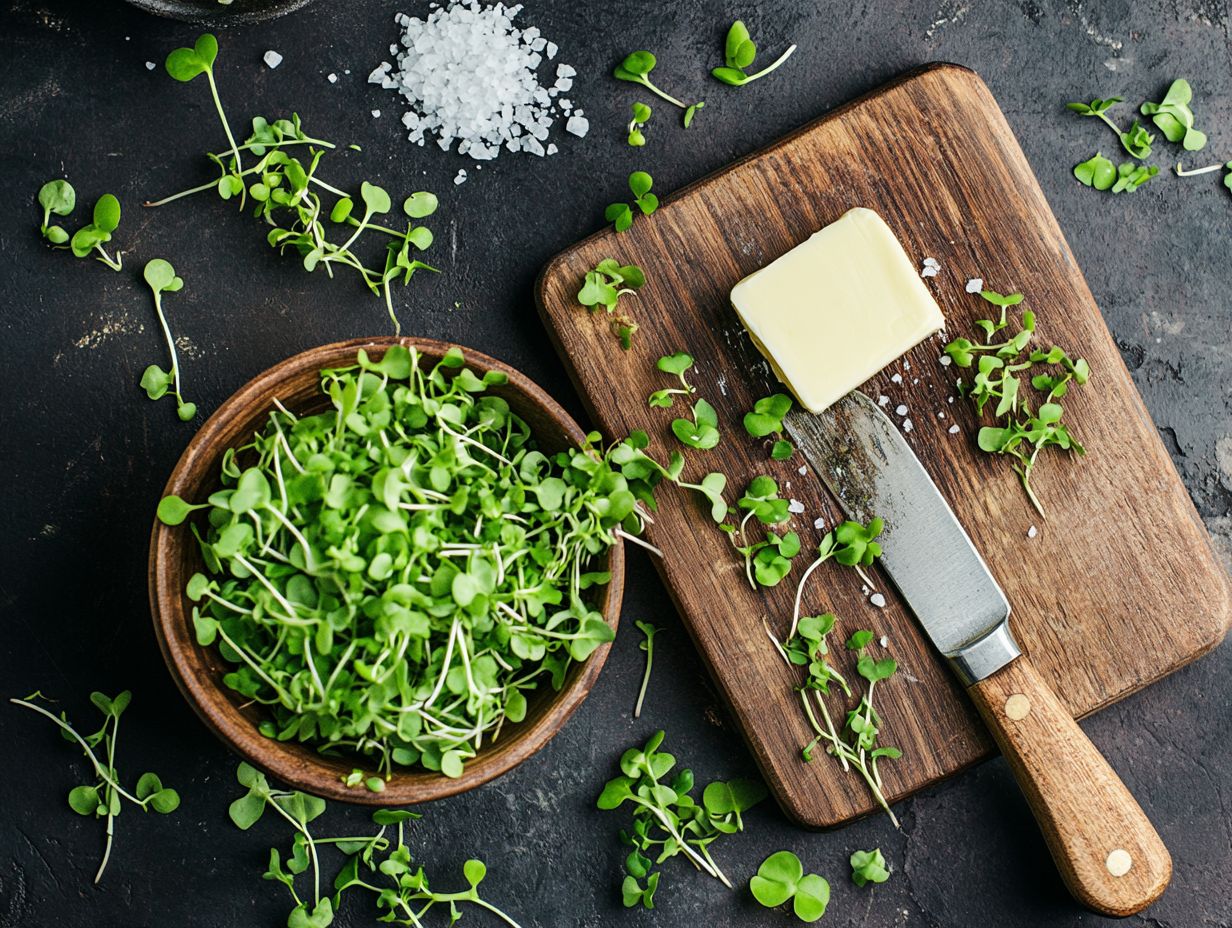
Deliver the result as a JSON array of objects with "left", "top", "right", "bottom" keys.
[{"left": 150, "top": 337, "right": 623, "bottom": 804}]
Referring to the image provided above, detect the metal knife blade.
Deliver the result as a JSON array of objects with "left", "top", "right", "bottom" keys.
[{"left": 785, "top": 391, "right": 1020, "bottom": 684}]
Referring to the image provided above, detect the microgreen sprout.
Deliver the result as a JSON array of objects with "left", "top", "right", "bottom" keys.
[
  {"left": 139, "top": 258, "right": 196, "bottom": 421},
  {"left": 578, "top": 258, "right": 646, "bottom": 348},
  {"left": 230, "top": 764, "right": 522, "bottom": 927},
  {"left": 158, "top": 347, "right": 656, "bottom": 779},
  {"left": 10, "top": 691, "right": 180, "bottom": 883},
  {"left": 151, "top": 34, "right": 438, "bottom": 334},
  {"left": 712, "top": 20, "right": 797, "bottom": 88},
  {"left": 1140, "top": 79, "right": 1206, "bottom": 152},
  {"left": 627, "top": 102, "right": 652, "bottom": 147},
  {"left": 1066, "top": 96, "right": 1154, "bottom": 159},
  {"left": 633, "top": 620, "right": 659, "bottom": 718},
  {"left": 750, "top": 851, "right": 830, "bottom": 922},
  {"left": 614, "top": 51, "right": 704, "bottom": 126},
  {"left": 744, "top": 393, "right": 794, "bottom": 460},
  {"left": 597, "top": 730, "right": 767, "bottom": 899},
  {"left": 725, "top": 476, "right": 799, "bottom": 588},
  {"left": 648, "top": 352, "right": 696, "bottom": 408},
  {"left": 1175, "top": 159, "right": 1232, "bottom": 193},
  {"left": 850, "top": 847, "right": 890, "bottom": 886},
  {"left": 788, "top": 518, "right": 883, "bottom": 639},
  {"left": 1073, "top": 153, "right": 1158, "bottom": 193},
  {"left": 671, "top": 398, "right": 721, "bottom": 450},
  {"left": 67, "top": 193, "right": 124, "bottom": 271},
  {"left": 606, "top": 171, "right": 659, "bottom": 232},
  {"left": 37, "top": 179, "right": 75, "bottom": 245},
  {"left": 945, "top": 287, "right": 1089, "bottom": 517}
]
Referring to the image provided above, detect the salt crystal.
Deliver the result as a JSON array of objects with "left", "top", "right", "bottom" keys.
[
  {"left": 372, "top": 109, "right": 382, "bottom": 118},
  {"left": 870, "top": 593, "right": 887, "bottom": 608},
  {"left": 948, "top": 424, "right": 960, "bottom": 434},
  {"left": 264, "top": 50, "right": 284, "bottom": 69},
  {"left": 813, "top": 516, "right": 826, "bottom": 530},
  {"left": 902, "top": 419, "right": 914, "bottom": 432},
  {"left": 879, "top": 635, "right": 889, "bottom": 647},
  {"left": 145, "top": 61, "right": 156, "bottom": 70},
  {"left": 921, "top": 265, "right": 939, "bottom": 278},
  {"left": 890, "top": 373, "right": 903, "bottom": 384},
  {"left": 788, "top": 499, "right": 805, "bottom": 514},
  {"left": 923, "top": 257, "right": 940, "bottom": 268},
  {"left": 878, "top": 395, "right": 890, "bottom": 407},
  {"left": 328, "top": 72, "right": 338, "bottom": 83},
  {"left": 376, "top": 1, "right": 579, "bottom": 161},
  {"left": 797, "top": 466, "right": 807, "bottom": 476},
  {"left": 454, "top": 169, "right": 468, "bottom": 185},
  {"left": 939, "top": 355, "right": 952, "bottom": 366},
  {"left": 546, "top": 143, "right": 558, "bottom": 155},
  {"left": 895, "top": 404, "right": 908, "bottom": 416},
  {"left": 904, "top": 360, "right": 911, "bottom": 369},
  {"left": 566, "top": 114, "right": 589, "bottom": 137},
  {"left": 966, "top": 277, "right": 983, "bottom": 293},
  {"left": 938, "top": 411, "right": 946, "bottom": 419},
  {"left": 1027, "top": 525, "right": 1038, "bottom": 539}
]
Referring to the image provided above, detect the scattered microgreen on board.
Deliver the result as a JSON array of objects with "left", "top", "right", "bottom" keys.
[
  {"left": 789, "top": 519, "right": 884, "bottom": 639},
  {"left": 10, "top": 691, "right": 180, "bottom": 883},
  {"left": 724, "top": 476, "right": 799, "bottom": 588},
  {"left": 944, "top": 287, "right": 1090, "bottom": 517},
  {"left": 712, "top": 20, "right": 797, "bottom": 88},
  {"left": 648, "top": 353, "right": 696, "bottom": 408},
  {"left": 597, "top": 730, "right": 767, "bottom": 900},
  {"left": 578, "top": 259, "right": 646, "bottom": 348},
  {"left": 743, "top": 393, "right": 795, "bottom": 460},
  {"left": 749, "top": 850, "right": 830, "bottom": 922}
]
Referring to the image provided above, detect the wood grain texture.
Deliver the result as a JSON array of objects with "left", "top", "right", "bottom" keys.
[
  {"left": 535, "top": 64, "right": 1232, "bottom": 828},
  {"left": 149, "top": 338, "right": 624, "bottom": 805},
  {"left": 969, "top": 656, "right": 1172, "bottom": 916}
]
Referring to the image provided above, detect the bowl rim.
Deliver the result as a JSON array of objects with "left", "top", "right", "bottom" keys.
[{"left": 149, "top": 336, "right": 625, "bottom": 804}]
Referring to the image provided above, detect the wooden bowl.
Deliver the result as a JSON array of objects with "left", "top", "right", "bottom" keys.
[{"left": 149, "top": 337, "right": 624, "bottom": 804}]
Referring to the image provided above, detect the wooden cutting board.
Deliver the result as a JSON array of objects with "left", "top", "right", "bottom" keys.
[{"left": 535, "top": 64, "right": 1231, "bottom": 827}]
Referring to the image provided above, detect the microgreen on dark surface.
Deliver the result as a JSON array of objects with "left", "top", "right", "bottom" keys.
[
  {"left": 749, "top": 850, "right": 830, "bottom": 922},
  {"left": 10, "top": 691, "right": 180, "bottom": 884},
  {"left": 140, "top": 258, "right": 196, "bottom": 421},
  {"left": 850, "top": 847, "right": 891, "bottom": 886},
  {"left": 1073, "top": 153, "right": 1158, "bottom": 193},
  {"left": 150, "top": 34, "right": 438, "bottom": 334},
  {"left": 605, "top": 171, "right": 659, "bottom": 232},
  {"left": 37, "top": 179, "right": 75, "bottom": 245},
  {"left": 614, "top": 51, "right": 704, "bottom": 126},
  {"left": 597, "top": 730, "right": 767, "bottom": 899},
  {"left": 1066, "top": 96, "right": 1154, "bottom": 159},
  {"left": 229, "top": 764, "right": 522, "bottom": 926},
  {"left": 944, "top": 286, "right": 1090, "bottom": 517},
  {"left": 627, "top": 102, "right": 652, "bottom": 147},
  {"left": 633, "top": 620, "right": 659, "bottom": 718},
  {"left": 712, "top": 20, "right": 797, "bottom": 88},
  {"left": 1141, "top": 79, "right": 1207, "bottom": 152},
  {"left": 158, "top": 346, "right": 643, "bottom": 780}
]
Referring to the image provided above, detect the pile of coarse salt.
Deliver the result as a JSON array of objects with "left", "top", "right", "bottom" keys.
[{"left": 369, "top": 1, "right": 584, "bottom": 161}]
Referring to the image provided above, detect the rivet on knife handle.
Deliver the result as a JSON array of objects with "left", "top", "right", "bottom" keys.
[{"left": 967, "top": 656, "right": 1172, "bottom": 917}]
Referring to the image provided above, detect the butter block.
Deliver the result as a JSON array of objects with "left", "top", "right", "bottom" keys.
[{"left": 730, "top": 207, "right": 944, "bottom": 414}]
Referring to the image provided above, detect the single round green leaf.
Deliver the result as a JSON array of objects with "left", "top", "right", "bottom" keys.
[
  {"left": 620, "top": 51, "right": 656, "bottom": 76},
  {"left": 39, "top": 179, "right": 76, "bottom": 216},
  {"left": 68, "top": 784, "right": 100, "bottom": 815},
  {"left": 403, "top": 191, "right": 439, "bottom": 218},
  {"left": 793, "top": 873, "right": 830, "bottom": 922}
]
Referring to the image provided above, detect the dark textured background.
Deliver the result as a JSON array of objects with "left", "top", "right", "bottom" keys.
[{"left": 1, "top": 1, "right": 1230, "bottom": 926}]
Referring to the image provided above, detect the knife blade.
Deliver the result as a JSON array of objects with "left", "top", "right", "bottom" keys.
[
  {"left": 784, "top": 390, "right": 1019, "bottom": 683},
  {"left": 784, "top": 388, "right": 1170, "bottom": 917}
]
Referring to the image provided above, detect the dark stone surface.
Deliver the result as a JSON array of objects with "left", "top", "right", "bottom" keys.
[{"left": 1, "top": 1, "right": 1229, "bottom": 926}]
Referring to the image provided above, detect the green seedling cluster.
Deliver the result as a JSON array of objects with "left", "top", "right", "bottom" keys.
[
  {"left": 744, "top": 393, "right": 795, "bottom": 460},
  {"left": 606, "top": 171, "right": 659, "bottom": 232},
  {"left": 35, "top": 180, "right": 124, "bottom": 270},
  {"left": 788, "top": 519, "right": 884, "bottom": 639},
  {"left": 229, "top": 764, "right": 521, "bottom": 927},
  {"left": 614, "top": 52, "right": 705, "bottom": 127},
  {"left": 750, "top": 850, "right": 830, "bottom": 922},
  {"left": 712, "top": 20, "right": 797, "bottom": 87},
  {"left": 944, "top": 288, "right": 1090, "bottom": 518},
  {"left": 157, "top": 346, "right": 641, "bottom": 781},
  {"left": 725, "top": 475, "right": 798, "bottom": 588},
  {"left": 1073, "top": 153, "right": 1159, "bottom": 193},
  {"left": 577, "top": 258, "right": 646, "bottom": 348},
  {"left": 10, "top": 691, "right": 180, "bottom": 883},
  {"left": 850, "top": 847, "right": 890, "bottom": 886},
  {"left": 150, "top": 34, "right": 438, "bottom": 334},
  {"left": 597, "top": 730, "right": 767, "bottom": 903},
  {"left": 1066, "top": 96, "right": 1154, "bottom": 159}
]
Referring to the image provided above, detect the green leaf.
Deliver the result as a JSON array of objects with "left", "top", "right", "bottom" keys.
[
  {"left": 68, "top": 784, "right": 100, "bottom": 815},
  {"left": 750, "top": 850, "right": 803, "bottom": 907},
  {"left": 38, "top": 179, "right": 76, "bottom": 216},
  {"left": 165, "top": 34, "right": 218, "bottom": 81},
  {"left": 360, "top": 181, "right": 391, "bottom": 215},
  {"left": 793, "top": 873, "right": 831, "bottom": 922},
  {"left": 617, "top": 51, "right": 656, "bottom": 77},
  {"left": 228, "top": 791, "right": 267, "bottom": 830},
  {"left": 403, "top": 191, "right": 439, "bottom": 218}
]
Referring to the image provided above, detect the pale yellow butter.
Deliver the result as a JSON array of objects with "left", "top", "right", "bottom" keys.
[{"left": 730, "top": 207, "right": 945, "bottom": 414}]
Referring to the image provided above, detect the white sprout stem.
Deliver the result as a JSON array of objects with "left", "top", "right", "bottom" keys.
[
  {"left": 423, "top": 619, "right": 459, "bottom": 709},
  {"left": 152, "top": 292, "right": 184, "bottom": 401},
  {"left": 614, "top": 528, "right": 663, "bottom": 558},
  {"left": 789, "top": 556, "right": 826, "bottom": 640},
  {"left": 1175, "top": 160, "right": 1225, "bottom": 176}
]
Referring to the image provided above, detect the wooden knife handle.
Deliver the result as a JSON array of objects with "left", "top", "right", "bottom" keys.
[{"left": 967, "top": 656, "right": 1171, "bottom": 916}]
